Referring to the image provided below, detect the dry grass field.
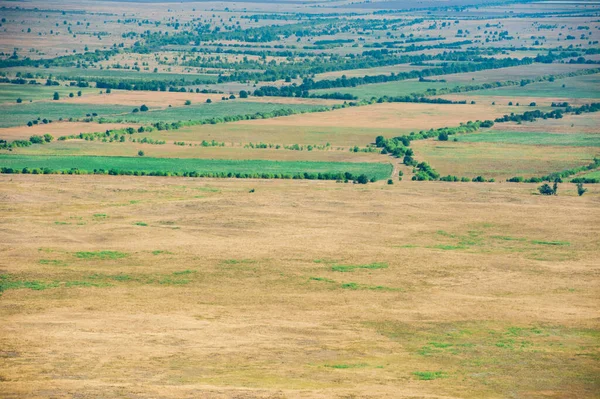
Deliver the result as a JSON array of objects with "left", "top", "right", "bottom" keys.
[{"left": 0, "top": 175, "right": 598, "bottom": 398}]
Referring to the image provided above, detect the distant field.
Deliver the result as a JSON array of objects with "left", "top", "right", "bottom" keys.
[
  {"left": 0, "top": 102, "right": 134, "bottom": 128},
  {"left": 457, "top": 131, "right": 600, "bottom": 147},
  {"left": 0, "top": 100, "right": 327, "bottom": 128},
  {"left": 313, "top": 64, "right": 426, "bottom": 81},
  {"left": 313, "top": 79, "right": 453, "bottom": 99},
  {"left": 411, "top": 140, "right": 596, "bottom": 179},
  {"left": 101, "top": 101, "right": 329, "bottom": 124},
  {"left": 469, "top": 74, "right": 600, "bottom": 99},
  {"left": 0, "top": 84, "right": 98, "bottom": 104},
  {"left": 1, "top": 67, "right": 219, "bottom": 83},
  {"left": 0, "top": 154, "right": 393, "bottom": 180},
  {"left": 441, "top": 63, "right": 596, "bottom": 84}
]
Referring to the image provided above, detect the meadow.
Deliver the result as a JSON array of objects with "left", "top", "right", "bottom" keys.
[
  {"left": 470, "top": 74, "right": 600, "bottom": 99},
  {"left": 456, "top": 130, "right": 600, "bottom": 147},
  {"left": 0, "top": 175, "right": 598, "bottom": 398}
]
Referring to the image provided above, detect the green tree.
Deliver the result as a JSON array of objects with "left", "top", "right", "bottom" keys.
[
  {"left": 356, "top": 174, "right": 369, "bottom": 184},
  {"left": 438, "top": 132, "right": 449, "bottom": 141},
  {"left": 53, "top": 92, "right": 60, "bottom": 101},
  {"left": 576, "top": 183, "right": 587, "bottom": 196},
  {"left": 43, "top": 134, "right": 54, "bottom": 143},
  {"left": 140, "top": 104, "right": 148, "bottom": 112},
  {"left": 185, "top": 100, "right": 192, "bottom": 105},
  {"left": 138, "top": 150, "right": 145, "bottom": 157},
  {"left": 538, "top": 184, "right": 554, "bottom": 195},
  {"left": 239, "top": 90, "right": 248, "bottom": 98}
]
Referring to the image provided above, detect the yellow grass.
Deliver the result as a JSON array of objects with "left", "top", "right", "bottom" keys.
[{"left": 0, "top": 175, "right": 598, "bottom": 398}]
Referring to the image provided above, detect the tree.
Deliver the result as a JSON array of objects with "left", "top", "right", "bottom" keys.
[
  {"left": 16, "top": 98, "right": 22, "bottom": 103},
  {"left": 206, "top": 99, "right": 212, "bottom": 103},
  {"left": 185, "top": 100, "right": 192, "bottom": 105},
  {"left": 538, "top": 183, "right": 554, "bottom": 195},
  {"left": 138, "top": 150, "right": 145, "bottom": 157},
  {"left": 239, "top": 90, "right": 248, "bottom": 98},
  {"left": 576, "top": 183, "right": 587, "bottom": 196},
  {"left": 29, "top": 135, "right": 44, "bottom": 144},
  {"left": 356, "top": 174, "right": 369, "bottom": 184},
  {"left": 106, "top": 88, "right": 112, "bottom": 94},
  {"left": 552, "top": 179, "right": 559, "bottom": 195},
  {"left": 43, "top": 134, "right": 54, "bottom": 143},
  {"left": 53, "top": 92, "right": 60, "bottom": 100},
  {"left": 387, "top": 179, "right": 393, "bottom": 185},
  {"left": 140, "top": 104, "right": 148, "bottom": 112},
  {"left": 69, "top": 92, "right": 74, "bottom": 97},
  {"left": 77, "top": 91, "right": 82, "bottom": 97},
  {"left": 438, "top": 132, "right": 449, "bottom": 141}
]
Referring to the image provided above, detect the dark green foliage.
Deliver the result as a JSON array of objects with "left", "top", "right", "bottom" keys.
[{"left": 538, "top": 184, "right": 555, "bottom": 195}]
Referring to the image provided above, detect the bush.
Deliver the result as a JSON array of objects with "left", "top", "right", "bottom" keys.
[
  {"left": 16, "top": 98, "right": 22, "bottom": 103},
  {"left": 185, "top": 100, "right": 192, "bottom": 105},
  {"left": 29, "top": 135, "right": 44, "bottom": 144},
  {"left": 239, "top": 90, "right": 248, "bottom": 98},
  {"left": 438, "top": 132, "right": 449, "bottom": 141},
  {"left": 138, "top": 150, "right": 144, "bottom": 157},
  {"left": 53, "top": 92, "right": 59, "bottom": 100},
  {"left": 206, "top": 99, "right": 212, "bottom": 103},
  {"left": 356, "top": 174, "right": 369, "bottom": 184},
  {"left": 576, "top": 183, "right": 587, "bottom": 196},
  {"left": 538, "top": 183, "right": 555, "bottom": 195},
  {"left": 140, "top": 104, "right": 148, "bottom": 112},
  {"left": 43, "top": 134, "right": 53, "bottom": 143}
]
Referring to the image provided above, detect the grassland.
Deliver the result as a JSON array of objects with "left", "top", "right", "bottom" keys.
[
  {"left": 0, "top": 175, "right": 598, "bottom": 398},
  {"left": 0, "top": 154, "right": 393, "bottom": 180},
  {"left": 0, "top": 102, "right": 133, "bottom": 128},
  {"left": 470, "top": 74, "right": 600, "bottom": 99},
  {"left": 456, "top": 131, "right": 600, "bottom": 147},
  {"left": 410, "top": 140, "right": 598, "bottom": 179},
  {"left": 0, "top": 84, "right": 98, "bottom": 104},
  {"left": 314, "top": 79, "right": 453, "bottom": 99}
]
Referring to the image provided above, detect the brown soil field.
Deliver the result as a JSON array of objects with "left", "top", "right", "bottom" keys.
[
  {"left": 0, "top": 122, "right": 139, "bottom": 141},
  {"left": 0, "top": 175, "right": 598, "bottom": 398},
  {"left": 496, "top": 113, "right": 600, "bottom": 135},
  {"left": 234, "top": 103, "right": 521, "bottom": 130}
]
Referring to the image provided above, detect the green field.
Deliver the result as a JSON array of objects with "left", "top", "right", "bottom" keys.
[
  {"left": 457, "top": 131, "right": 600, "bottom": 147},
  {"left": 2, "top": 67, "right": 219, "bottom": 83},
  {"left": 0, "top": 84, "right": 98, "bottom": 104},
  {"left": 313, "top": 79, "right": 453, "bottom": 99},
  {"left": 580, "top": 169, "right": 600, "bottom": 179},
  {"left": 470, "top": 74, "right": 600, "bottom": 98},
  {"left": 0, "top": 102, "right": 133, "bottom": 128},
  {"left": 0, "top": 154, "right": 392, "bottom": 179},
  {"left": 102, "top": 101, "right": 329, "bottom": 124},
  {"left": 0, "top": 101, "right": 327, "bottom": 128}
]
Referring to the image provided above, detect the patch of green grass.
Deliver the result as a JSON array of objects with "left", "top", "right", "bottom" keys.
[
  {"left": 340, "top": 282, "right": 401, "bottom": 291},
  {"left": 172, "top": 270, "right": 195, "bottom": 276},
  {"left": 324, "top": 363, "right": 369, "bottom": 369},
  {"left": 54, "top": 221, "right": 70, "bottom": 225},
  {"left": 431, "top": 245, "right": 467, "bottom": 251},
  {"left": 158, "top": 277, "right": 190, "bottom": 285},
  {"left": 134, "top": 222, "right": 148, "bottom": 227},
  {"left": 309, "top": 276, "right": 335, "bottom": 283},
  {"left": 331, "top": 262, "right": 388, "bottom": 272},
  {"left": 491, "top": 235, "right": 527, "bottom": 242},
  {"left": 64, "top": 281, "right": 111, "bottom": 288},
  {"left": 413, "top": 371, "right": 448, "bottom": 380},
  {"left": 74, "top": 250, "right": 128, "bottom": 260},
  {"left": 531, "top": 240, "right": 570, "bottom": 246},
  {"left": 152, "top": 250, "right": 173, "bottom": 255},
  {"left": 39, "top": 259, "right": 67, "bottom": 266},
  {"left": 0, "top": 275, "right": 59, "bottom": 291},
  {"left": 93, "top": 213, "right": 108, "bottom": 219},
  {"left": 221, "top": 259, "right": 255, "bottom": 265}
]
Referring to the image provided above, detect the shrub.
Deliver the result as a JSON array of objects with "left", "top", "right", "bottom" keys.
[
  {"left": 206, "top": 99, "right": 212, "bottom": 103},
  {"left": 43, "top": 134, "right": 53, "bottom": 143},
  {"left": 538, "top": 183, "right": 555, "bottom": 195},
  {"left": 16, "top": 98, "right": 22, "bottom": 103},
  {"left": 138, "top": 150, "right": 144, "bottom": 157},
  {"left": 140, "top": 104, "right": 148, "bottom": 112},
  {"left": 576, "top": 183, "right": 587, "bottom": 196},
  {"left": 356, "top": 174, "right": 369, "bottom": 184},
  {"left": 438, "top": 132, "right": 449, "bottom": 141},
  {"left": 185, "top": 100, "right": 192, "bottom": 105},
  {"left": 53, "top": 92, "right": 59, "bottom": 100},
  {"left": 29, "top": 135, "right": 44, "bottom": 144}
]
